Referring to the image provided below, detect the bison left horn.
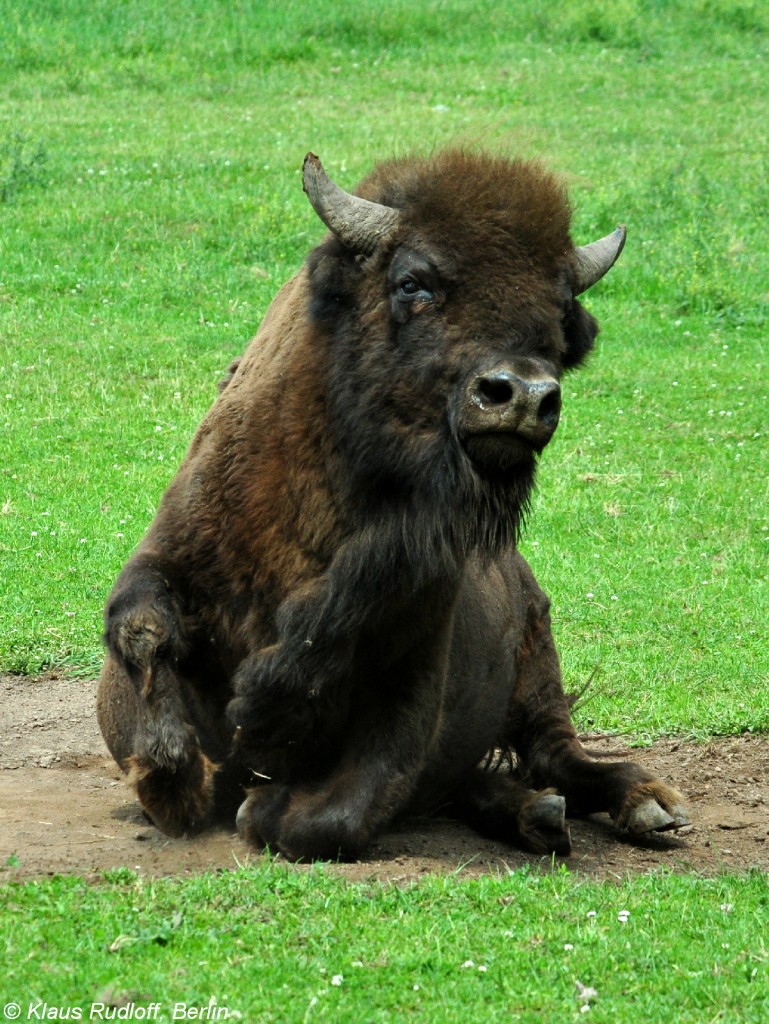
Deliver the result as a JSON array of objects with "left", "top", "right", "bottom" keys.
[
  {"left": 573, "top": 225, "right": 627, "bottom": 295},
  {"left": 302, "top": 153, "right": 400, "bottom": 256}
]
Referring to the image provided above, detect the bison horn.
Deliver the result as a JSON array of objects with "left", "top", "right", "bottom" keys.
[
  {"left": 302, "top": 153, "right": 400, "bottom": 256},
  {"left": 573, "top": 225, "right": 627, "bottom": 295}
]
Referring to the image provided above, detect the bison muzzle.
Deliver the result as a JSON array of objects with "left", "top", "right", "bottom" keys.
[{"left": 97, "top": 148, "right": 689, "bottom": 860}]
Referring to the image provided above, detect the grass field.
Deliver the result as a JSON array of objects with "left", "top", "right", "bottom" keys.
[
  {"left": 3, "top": 867, "right": 768, "bottom": 1022},
  {"left": 1, "top": 0, "right": 768, "bottom": 1018}
]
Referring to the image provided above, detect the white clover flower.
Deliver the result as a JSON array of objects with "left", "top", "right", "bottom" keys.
[{"left": 575, "top": 980, "right": 598, "bottom": 1005}]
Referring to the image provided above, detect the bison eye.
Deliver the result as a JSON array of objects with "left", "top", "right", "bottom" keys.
[{"left": 397, "top": 277, "right": 433, "bottom": 302}]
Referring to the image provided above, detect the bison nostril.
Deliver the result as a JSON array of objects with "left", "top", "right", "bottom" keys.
[
  {"left": 477, "top": 376, "right": 514, "bottom": 406},
  {"left": 537, "top": 388, "right": 561, "bottom": 428}
]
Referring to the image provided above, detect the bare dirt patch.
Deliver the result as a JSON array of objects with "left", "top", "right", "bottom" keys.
[{"left": 1, "top": 674, "right": 767, "bottom": 883}]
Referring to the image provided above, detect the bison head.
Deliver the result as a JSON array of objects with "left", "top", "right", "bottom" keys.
[{"left": 301, "top": 150, "right": 624, "bottom": 554}]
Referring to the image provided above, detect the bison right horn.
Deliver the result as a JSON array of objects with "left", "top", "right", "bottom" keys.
[
  {"left": 302, "top": 153, "right": 400, "bottom": 256},
  {"left": 573, "top": 225, "right": 627, "bottom": 295}
]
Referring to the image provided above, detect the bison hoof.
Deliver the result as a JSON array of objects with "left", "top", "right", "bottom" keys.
[
  {"left": 521, "top": 791, "right": 572, "bottom": 856},
  {"left": 625, "top": 798, "right": 690, "bottom": 835},
  {"left": 236, "top": 785, "right": 291, "bottom": 851}
]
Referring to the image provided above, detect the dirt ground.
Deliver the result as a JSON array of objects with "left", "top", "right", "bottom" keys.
[{"left": 1, "top": 674, "right": 767, "bottom": 884}]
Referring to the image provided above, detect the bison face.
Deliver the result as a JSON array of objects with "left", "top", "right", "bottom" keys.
[
  {"left": 384, "top": 243, "right": 569, "bottom": 479},
  {"left": 303, "top": 151, "right": 625, "bottom": 507}
]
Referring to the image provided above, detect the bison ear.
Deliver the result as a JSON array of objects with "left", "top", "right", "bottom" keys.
[
  {"left": 306, "top": 239, "right": 362, "bottom": 325},
  {"left": 561, "top": 300, "right": 599, "bottom": 371}
]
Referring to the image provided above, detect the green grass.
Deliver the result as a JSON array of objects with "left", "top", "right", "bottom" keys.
[
  {"left": 1, "top": 0, "right": 766, "bottom": 733},
  {"left": 1, "top": 3, "right": 768, "bottom": 1018},
  {"left": 3, "top": 865, "right": 768, "bottom": 1022}
]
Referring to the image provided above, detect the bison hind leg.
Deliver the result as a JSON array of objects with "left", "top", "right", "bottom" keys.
[
  {"left": 448, "top": 768, "right": 572, "bottom": 856},
  {"left": 613, "top": 779, "right": 690, "bottom": 836}
]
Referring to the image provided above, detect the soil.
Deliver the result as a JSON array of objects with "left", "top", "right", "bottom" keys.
[{"left": 1, "top": 674, "right": 767, "bottom": 884}]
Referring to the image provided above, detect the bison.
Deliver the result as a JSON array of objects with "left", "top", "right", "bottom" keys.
[{"left": 97, "top": 148, "right": 689, "bottom": 861}]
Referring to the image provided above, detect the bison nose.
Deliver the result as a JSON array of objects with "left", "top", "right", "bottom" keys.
[{"left": 468, "top": 370, "right": 562, "bottom": 449}]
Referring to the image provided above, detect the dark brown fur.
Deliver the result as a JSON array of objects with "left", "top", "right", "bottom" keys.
[{"left": 97, "top": 150, "right": 687, "bottom": 859}]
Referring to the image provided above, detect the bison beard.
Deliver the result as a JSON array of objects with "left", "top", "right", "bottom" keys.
[{"left": 97, "top": 148, "right": 689, "bottom": 861}]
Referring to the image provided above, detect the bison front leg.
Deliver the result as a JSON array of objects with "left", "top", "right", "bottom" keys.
[
  {"left": 98, "top": 557, "right": 221, "bottom": 836},
  {"left": 227, "top": 533, "right": 432, "bottom": 759},
  {"left": 235, "top": 646, "right": 448, "bottom": 861},
  {"left": 236, "top": 757, "right": 406, "bottom": 862},
  {"left": 225, "top": 572, "right": 359, "bottom": 757},
  {"left": 507, "top": 595, "right": 689, "bottom": 839}
]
